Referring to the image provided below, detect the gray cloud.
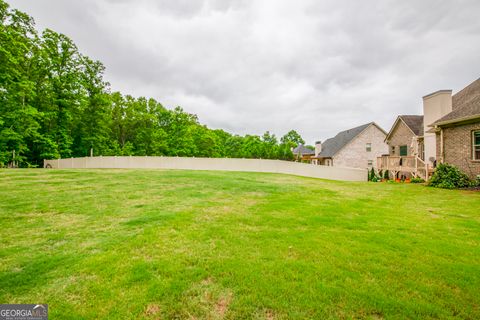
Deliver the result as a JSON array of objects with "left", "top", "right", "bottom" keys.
[{"left": 8, "top": 0, "right": 480, "bottom": 143}]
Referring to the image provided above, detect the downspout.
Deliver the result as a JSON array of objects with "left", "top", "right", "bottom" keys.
[{"left": 440, "top": 127, "right": 444, "bottom": 163}]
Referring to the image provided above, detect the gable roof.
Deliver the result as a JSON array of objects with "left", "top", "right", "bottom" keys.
[
  {"left": 385, "top": 115, "right": 424, "bottom": 141},
  {"left": 399, "top": 115, "right": 424, "bottom": 135},
  {"left": 433, "top": 78, "right": 480, "bottom": 126},
  {"left": 315, "top": 122, "right": 385, "bottom": 158},
  {"left": 292, "top": 145, "right": 315, "bottom": 156}
]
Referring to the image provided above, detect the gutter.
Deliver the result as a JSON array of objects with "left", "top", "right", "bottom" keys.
[{"left": 432, "top": 114, "right": 480, "bottom": 127}]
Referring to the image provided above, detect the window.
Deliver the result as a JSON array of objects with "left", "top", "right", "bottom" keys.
[
  {"left": 366, "top": 143, "right": 372, "bottom": 152},
  {"left": 367, "top": 160, "right": 373, "bottom": 167},
  {"left": 400, "top": 145, "right": 408, "bottom": 156},
  {"left": 391, "top": 146, "right": 396, "bottom": 155},
  {"left": 474, "top": 131, "right": 480, "bottom": 160}
]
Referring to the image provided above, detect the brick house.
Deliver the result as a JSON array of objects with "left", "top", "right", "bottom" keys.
[
  {"left": 379, "top": 77, "right": 480, "bottom": 180},
  {"left": 430, "top": 78, "right": 480, "bottom": 179},
  {"left": 379, "top": 88, "right": 455, "bottom": 180},
  {"left": 311, "top": 122, "right": 388, "bottom": 169},
  {"left": 385, "top": 115, "right": 424, "bottom": 159},
  {"left": 379, "top": 115, "right": 428, "bottom": 179},
  {"left": 292, "top": 145, "right": 315, "bottom": 162}
]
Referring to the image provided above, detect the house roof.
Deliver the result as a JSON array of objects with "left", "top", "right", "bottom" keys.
[
  {"left": 399, "top": 115, "right": 424, "bottom": 135},
  {"left": 315, "top": 122, "right": 383, "bottom": 158},
  {"left": 292, "top": 145, "right": 315, "bottom": 156},
  {"left": 385, "top": 115, "right": 424, "bottom": 142},
  {"left": 452, "top": 78, "right": 480, "bottom": 110},
  {"left": 432, "top": 78, "right": 480, "bottom": 126}
]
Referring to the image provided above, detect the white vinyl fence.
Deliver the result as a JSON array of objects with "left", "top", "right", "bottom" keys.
[{"left": 44, "top": 156, "right": 367, "bottom": 181}]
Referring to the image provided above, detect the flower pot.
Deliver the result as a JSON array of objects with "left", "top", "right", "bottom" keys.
[
  {"left": 405, "top": 179, "right": 411, "bottom": 183},
  {"left": 395, "top": 179, "right": 401, "bottom": 183}
]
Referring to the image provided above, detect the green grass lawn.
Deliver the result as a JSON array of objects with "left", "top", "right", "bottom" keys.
[{"left": 0, "top": 169, "right": 479, "bottom": 319}]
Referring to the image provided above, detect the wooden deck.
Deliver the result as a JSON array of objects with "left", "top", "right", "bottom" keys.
[{"left": 377, "top": 155, "right": 433, "bottom": 180}]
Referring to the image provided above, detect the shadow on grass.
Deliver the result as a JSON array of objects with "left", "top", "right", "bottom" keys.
[
  {"left": 123, "top": 213, "right": 176, "bottom": 227},
  {"left": 0, "top": 253, "right": 81, "bottom": 299}
]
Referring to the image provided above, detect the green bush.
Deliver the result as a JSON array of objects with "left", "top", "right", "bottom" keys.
[
  {"left": 410, "top": 177, "right": 425, "bottom": 184},
  {"left": 383, "top": 170, "right": 390, "bottom": 180},
  {"left": 428, "top": 163, "right": 472, "bottom": 189},
  {"left": 368, "top": 168, "right": 380, "bottom": 182}
]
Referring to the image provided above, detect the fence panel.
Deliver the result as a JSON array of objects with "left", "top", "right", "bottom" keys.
[{"left": 44, "top": 156, "right": 367, "bottom": 181}]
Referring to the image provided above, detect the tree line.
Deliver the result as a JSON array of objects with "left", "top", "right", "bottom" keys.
[{"left": 0, "top": 1, "right": 306, "bottom": 167}]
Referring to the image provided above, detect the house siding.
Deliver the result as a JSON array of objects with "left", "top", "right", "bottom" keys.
[
  {"left": 439, "top": 121, "right": 480, "bottom": 179},
  {"left": 386, "top": 120, "right": 416, "bottom": 156},
  {"left": 333, "top": 124, "right": 388, "bottom": 169}
]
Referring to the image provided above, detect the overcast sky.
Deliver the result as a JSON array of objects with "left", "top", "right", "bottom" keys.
[{"left": 8, "top": 0, "right": 480, "bottom": 144}]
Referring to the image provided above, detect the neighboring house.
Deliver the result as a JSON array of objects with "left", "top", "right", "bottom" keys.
[
  {"left": 380, "top": 77, "right": 480, "bottom": 180},
  {"left": 292, "top": 145, "right": 315, "bottom": 162},
  {"left": 430, "top": 78, "right": 480, "bottom": 179},
  {"left": 380, "top": 115, "right": 429, "bottom": 179},
  {"left": 311, "top": 122, "right": 388, "bottom": 169},
  {"left": 385, "top": 115, "right": 425, "bottom": 158}
]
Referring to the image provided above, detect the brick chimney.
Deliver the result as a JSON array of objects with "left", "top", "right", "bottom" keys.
[{"left": 315, "top": 141, "right": 322, "bottom": 157}]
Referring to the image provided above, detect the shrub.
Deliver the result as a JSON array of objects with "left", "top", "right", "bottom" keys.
[
  {"left": 368, "top": 168, "right": 372, "bottom": 181},
  {"left": 383, "top": 170, "right": 390, "bottom": 180},
  {"left": 410, "top": 177, "right": 425, "bottom": 184},
  {"left": 428, "top": 163, "right": 472, "bottom": 189},
  {"left": 368, "top": 168, "right": 378, "bottom": 182}
]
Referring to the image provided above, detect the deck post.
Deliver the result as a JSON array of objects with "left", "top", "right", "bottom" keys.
[{"left": 414, "top": 156, "right": 418, "bottom": 178}]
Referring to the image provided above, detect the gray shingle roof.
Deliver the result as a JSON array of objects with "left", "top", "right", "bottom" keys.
[
  {"left": 316, "top": 123, "right": 372, "bottom": 158},
  {"left": 433, "top": 78, "right": 480, "bottom": 125},
  {"left": 452, "top": 78, "right": 480, "bottom": 111},
  {"left": 292, "top": 145, "right": 315, "bottom": 156},
  {"left": 399, "top": 115, "right": 424, "bottom": 136}
]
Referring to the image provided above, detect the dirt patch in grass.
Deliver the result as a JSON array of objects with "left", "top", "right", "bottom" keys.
[
  {"left": 180, "top": 277, "right": 233, "bottom": 319},
  {"left": 144, "top": 303, "right": 161, "bottom": 317},
  {"left": 253, "top": 309, "right": 277, "bottom": 320},
  {"left": 265, "top": 309, "right": 276, "bottom": 320},
  {"left": 214, "top": 292, "right": 232, "bottom": 318}
]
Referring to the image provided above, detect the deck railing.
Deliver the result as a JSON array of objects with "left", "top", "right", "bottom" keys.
[{"left": 377, "top": 155, "right": 431, "bottom": 180}]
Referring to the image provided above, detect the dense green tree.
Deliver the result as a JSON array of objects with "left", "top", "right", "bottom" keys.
[
  {"left": 0, "top": 2, "right": 41, "bottom": 166},
  {"left": 262, "top": 131, "right": 278, "bottom": 159},
  {"left": 0, "top": 0, "right": 307, "bottom": 167},
  {"left": 73, "top": 57, "right": 112, "bottom": 157},
  {"left": 281, "top": 130, "right": 305, "bottom": 146}
]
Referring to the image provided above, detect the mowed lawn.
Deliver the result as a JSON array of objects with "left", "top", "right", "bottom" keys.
[{"left": 0, "top": 170, "right": 479, "bottom": 319}]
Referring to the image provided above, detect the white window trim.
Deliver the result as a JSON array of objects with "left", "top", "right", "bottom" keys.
[
  {"left": 366, "top": 143, "right": 372, "bottom": 152},
  {"left": 473, "top": 130, "right": 480, "bottom": 160}
]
